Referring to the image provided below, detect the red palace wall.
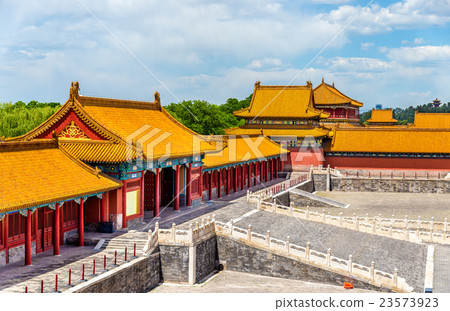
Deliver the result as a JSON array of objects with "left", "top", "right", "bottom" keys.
[
  {"left": 284, "top": 147, "right": 325, "bottom": 171},
  {"left": 325, "top": 156, "right": 450, "bottom": 170}
]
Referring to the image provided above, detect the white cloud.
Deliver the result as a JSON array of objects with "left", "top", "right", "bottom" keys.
[
  {"left": 360, "top": 42, "right": 374, "bottom": 51},
  {"left": 311, "top": 0, "right": 351, "bottom": 4},
  {"left": 413, "top": 37, "right": 425, "bottom": 45},
  {"left": 321, "top": 0, "right": 450, "bottom": 35},
  {"left": 386, "top": 45, "right": 450, "bottom": 64},
  {"left": 246, "top": 58, "right": 283, "bottom": 70}
]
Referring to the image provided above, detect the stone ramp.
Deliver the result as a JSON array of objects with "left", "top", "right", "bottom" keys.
[
  {"left": 433, "top": 245, "right": 450, "bottom": 293},
  {"left": 289, "top": 188, "right": 349, "bottom": 208},
  {"left": 233, "top": 210, "right": 427, "bottom": 292}
]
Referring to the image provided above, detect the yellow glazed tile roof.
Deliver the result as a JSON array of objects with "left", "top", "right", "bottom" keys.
[
  {"left": 326, "top": 128, "right": 450, "bottom": 154},
  {"left": 203, "top": 136, "right": 289, "bottom": 169},
  {"left": 224, "top": 127, "right": 330, "bottom": 137},
  {"left": 313, "top": 80, "right": 363, "bottom": 107},
  {"left": 0, "top": 140, "right": 122, "bottom": 213},
  {"left": 414, "top": 112, "right": 450, "bottom": 128},
  {"left": 233, "top": 82, "right": 329, "bottom": 119},
  {"left": 60, "top": 141, "right": 135, "bottom": 163},
  {"left": 77, "top": 96, "right": 216, "bottom": 159},
  {"left": 366, "top": 109, "right": 398, "bottom": 124}
]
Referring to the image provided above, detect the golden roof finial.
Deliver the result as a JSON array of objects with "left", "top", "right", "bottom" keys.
[
  {"left": 322, "top": 77, "right": 324, "bottom": 83},
  {"left": 306, "top": 81, "right": 312, "bottom": 88}
]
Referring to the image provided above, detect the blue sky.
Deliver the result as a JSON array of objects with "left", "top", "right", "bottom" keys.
[{"left": 0, "top": 0, "right": 449, "bottom": 111}]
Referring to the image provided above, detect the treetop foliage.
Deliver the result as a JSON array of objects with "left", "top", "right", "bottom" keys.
[{"left": 0, "top": 101, "right": 61, "bottom": 138}]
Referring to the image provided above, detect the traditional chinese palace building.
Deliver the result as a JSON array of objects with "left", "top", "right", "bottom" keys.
[
  {"left": 227, "top": 81, "right": 450, "bottom": 170},
  {"left": 226, "top": 81, "right": 330, "bottom": 170},
  {"left": 313, "top": 79, "right": 363, "bottom": 125},
  {"left": 0, "top": 82, "right": 286, "bottom": 266}
]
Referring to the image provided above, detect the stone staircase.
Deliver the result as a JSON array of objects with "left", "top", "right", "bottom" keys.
[{"left": 97, "top": 231, "right": 149, "bottom": 254}]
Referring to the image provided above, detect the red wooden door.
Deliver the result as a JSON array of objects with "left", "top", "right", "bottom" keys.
[
  {"left": 36, "top": 209, "right": 43, "bottom": 253},
  {"left": 144, "top": 171, "right": 156, "bottom": 210},
  {"left": 42, "top": 207, "right": 54, "bottom": 251}
]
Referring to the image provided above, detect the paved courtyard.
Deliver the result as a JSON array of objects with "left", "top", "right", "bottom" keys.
[
  {"left": 314, "top": 191, "right": 450, "bottom": 221},
  {"left": 150, "top": 270, "right": 375, "bottom": 293}
]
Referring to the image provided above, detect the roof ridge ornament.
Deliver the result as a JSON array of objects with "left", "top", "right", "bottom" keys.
[
  {"left": 255, "top": 81, "right": 261, "bottom": 89},
  {"left": 52, "top": 130, "right": 59, "bottom": 146},
  {"left": 154, "top": 91, "right": 161, "bottom": 108},
  {"left": 69, "top": 81, "right": 80, "bottom": 100}
]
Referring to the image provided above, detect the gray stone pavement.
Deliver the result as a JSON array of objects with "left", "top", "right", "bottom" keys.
[
  {"left": 433, "top": 245, "right": 450, "bottom": 293},
  {"left": 150, "top": 270, "right": 375, "bottom": 293},
  {"left": 314, "top": 192, "right": 450, "bottom": 221}
]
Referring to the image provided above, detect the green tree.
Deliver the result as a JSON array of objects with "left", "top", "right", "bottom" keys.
[{"left": 0, "top": 101, "right": 61, "bottom": 138}]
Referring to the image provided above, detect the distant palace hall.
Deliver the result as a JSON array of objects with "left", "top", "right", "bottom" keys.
[{"left": 1, "top": 80, "right": 449, "bottom": 267}]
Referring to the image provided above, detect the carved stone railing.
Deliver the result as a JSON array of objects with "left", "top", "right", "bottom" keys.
[
  {"left": 258, "top": 201, "right": 449, "bottom": 245},
  {"left": 247, "top": 176, "right": 308, "bottom": 203},
  {"left": 158, "top": 216, "right": 216, "bottom": 244},
  {"left": 215, "top": 221, "right": 413, "bottom": 293}
]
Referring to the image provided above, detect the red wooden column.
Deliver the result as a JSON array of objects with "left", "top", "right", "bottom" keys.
[
  {"left": 208, "top": 171, "right": 213, "bottom": 200},
  {"left": 154, "top": 169, "right": 160, "bottom": 217},
  {"left": 217, "top": 169, "right": 222, "bottom": 198},
  {"left": 260, "top": 161, "right": 264, "bottom": 183},
  {"left": 140, "top": 172, "right": 145, "bottom": 217},
  {"left": 174, "top": 165, "right": 180, "bottom": 211},
  {"left": 275, "top": 158, "right": 279, "bottom": 179},
  {"left": 186, "top": 164, "right": 192, "bottom": 207},
  {"left": 225, "top": 168, "right": 230, "bottom": 195},
  {"left": 3, "top": 214, "right": 8, "bottom": 264},
  {"left": 254, "top": 163, "right": 258, "bottom": 186},
  {"left": 25, "top": 209, "right": 32, "bottom": 265},
  {"left": 270, "top": 159, "right": 274, "bottom": 181},
  {"left": 265, "top": 161, "right": 269, "bottom": 182},
  {"left": 247, "top": 163, "right": 251, "bottom": 189},
  {"left": 79, "top": 198, "right": 84, "bottom": 246},
  {"left": 54, "top": 203, "right": 60, "bottom": 256},
  {"left": 233, "top": 167, "right": 238, "bottom": 193},
  {"left": 199, "top": 168, "right": 203, "bottom": 201},
  {"left": 241, "top": 165, "right": 245, "bottom": 190},
  {"left": 122, "top": 182, "right": 127, "bottom": 229}
]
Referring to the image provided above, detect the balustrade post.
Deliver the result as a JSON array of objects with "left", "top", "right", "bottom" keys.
[
  {"left": 322, "top": 209, "right": 326, "bottom": 223},
  {"left": 155, "top": 222, "right": 160, "bottom": 235},
  {"left": 393, "top": 268, "right": 398, "bottom": 288},
  {"left": 431, "top": 217, "right": 435, "bottom": 231},
  {"left": 266, "top": 230, "right": 271, "bottom": 247},
  {"left": 289, "top": 202, "right": 293, "bottom": 215},
  {"left": 229, "top": 220, "right": 234, "bottom": 235},
  {"left": 305, "top": 242, "right": 310, "bottom": 259},
  {"left": 247, "top": 224, "right": 252, "bottom": 241},
  {"left": 370, "top": 261, "right": 375, "bottom": 281},
  {"left": 188, "top": 223, "right": 194, "bottom": 242},
  {"left": 326, "top": 249, "right": 331, "bottom": 266},
  {"left": 372, "top": 220, "right": 376, "bottom": 234},
  {"left": 171, "top": 223, "right": 176, "bottom": 242},
  {"left": 273, "top": 199, "right": 277, "bottom": 213},
  {"left": 339, "top": 212, "right": 343, "bottom": 226},
  {"left": 348, "top": 255, "right": 353, "bottom": 273},
  {"left": 391, "top": 214, "right": 395, "bottom": 227},
  {"left": 286, "top": 236, "right": 290, "bottom": 253},
  {"left": 365, "top": 213, "right": 369, "bottom": 224}
]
